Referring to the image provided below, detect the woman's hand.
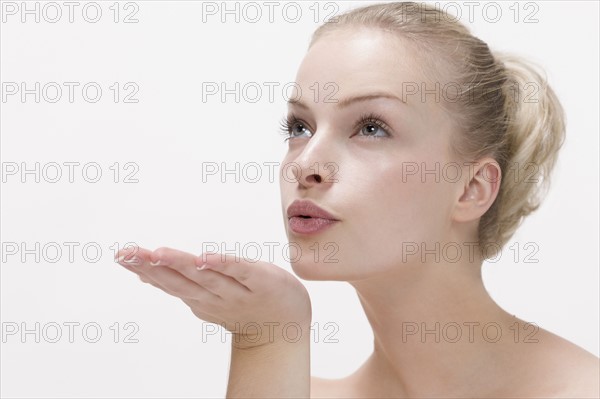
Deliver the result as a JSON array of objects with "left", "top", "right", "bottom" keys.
[{"left": 115, "top": 246, "right": 312, "bottom": 349}]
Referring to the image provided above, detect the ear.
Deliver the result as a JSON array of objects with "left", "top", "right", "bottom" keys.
[{"left": 452, "top": 158, "right": 502, "bottom": 223}]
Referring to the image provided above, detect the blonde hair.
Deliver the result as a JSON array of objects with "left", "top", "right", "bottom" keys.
[{"left": 309, "top": 2, "right": 566, "bottom": 260}]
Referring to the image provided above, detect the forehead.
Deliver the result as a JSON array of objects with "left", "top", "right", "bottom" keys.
[
  {"left": 289, "top": 28, "right": 458, "bottom": 153},
  {"left": 293, "top": 28, "right": 429, "bottom": 104}
]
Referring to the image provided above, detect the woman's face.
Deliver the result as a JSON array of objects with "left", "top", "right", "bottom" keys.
[{"left": 279, "top": 28, "right": 466, "bottom": 281}]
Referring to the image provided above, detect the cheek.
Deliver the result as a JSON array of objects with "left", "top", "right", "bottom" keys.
[
  {"left": 328, "top": 154, "right": 454, "bottom": 274},
  {"left": 282, "top": 146, "right": 457, "bottom": 280},
  {"left": 352, "top": 163, "right": 434, "bottom": 247},
  {"left": 350, "top": 153, "right": 448, "bottom": 231}
]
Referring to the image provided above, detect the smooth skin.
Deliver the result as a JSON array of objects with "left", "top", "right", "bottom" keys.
[
  {"left": 116, "top": 27, "right": 600, "bottom": 398},
  {"left": 278, "top": 27, "right": 600, "bottom": 398},
  {"left": 115, "top": 246, "right": 311, "bottom": 398}
]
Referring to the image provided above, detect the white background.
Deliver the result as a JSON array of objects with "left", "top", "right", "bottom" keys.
[{"left": 1, "top": 1, "right": 598, "bottom": 397}]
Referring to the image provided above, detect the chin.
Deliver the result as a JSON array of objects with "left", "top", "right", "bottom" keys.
[
  {"left": 290, "top": 260, "right": 324, "bottom": 281},
  {"left": 290, "top": 260, "right": 341, "bottom": 281},
  {"left": 290, "top": 259, "right": 369, "bottom": 282}
]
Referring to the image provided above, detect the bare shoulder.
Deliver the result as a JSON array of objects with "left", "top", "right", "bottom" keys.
[
  {"left": 549, "top": 336, "right": 599, "bottom": 397},
  {"left": 309, "top": 325, "right": 599, "bottom": 398},
  {"left": 517, "top": 326, "right": 600, "bottom": 398}
]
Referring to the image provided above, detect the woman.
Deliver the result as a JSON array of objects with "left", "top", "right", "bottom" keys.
[{"left": 115, "top": 2, "right": 599, "bottom": 397}]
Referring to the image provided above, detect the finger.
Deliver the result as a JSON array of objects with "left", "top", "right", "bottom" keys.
[
  {"left": 134, "top": 256, "right": 222, "bottom": 303},
  {"left": 115, "top": 247, "right": 182, "bottom": 292},
  {"left": 136, "top": 268, "right": 192, "bottom": 299},
  {"left": 138, "top": 271, "right": 209, "bottom": 305},
  {"left": 138, "top": 274, "right": 222, "bottom": 322},
  {"left": 138, "top": 273, "right": 161, "bottom": 287},
  {"left": 150, "top": 247, "right": 251, "bottom": 298},
  {"left": 115, "top": 248, "right": 180, "bottom": 295},
  {"left": 195, "top": 252, "right": 263, "bottom": 291},
  {"left": 115, "top": 245, "right": 153, "bottom": 267},
  {"left": 149, "top": 246, "right": 197, "bottom": 267},
  {"left": 115, "top": 246, "right": 154, "bottom": 280}
]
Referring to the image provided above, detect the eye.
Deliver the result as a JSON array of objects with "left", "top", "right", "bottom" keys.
[
  {"left": 278, "top": 112, "right": 392, "bottom": 142},
  {"left": 353, "top": 113, "right": 392, "bottom": 139},
  {"left": 279, "top": 114, "right": 313, "bottom": 142},
  {"left": 360, "top": 122, "right": 387, "bottom": 138}
]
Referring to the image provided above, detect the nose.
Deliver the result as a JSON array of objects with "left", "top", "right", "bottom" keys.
[
  {"left": 287, "top": 134, "right": 338, "bottom": 189},
  {"left": 294, "top": 166, "right": 323, "bottom": 187}
]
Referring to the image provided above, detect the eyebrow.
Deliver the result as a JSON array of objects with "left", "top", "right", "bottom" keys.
[{"left": 287, "top": 92, "right": 406, "bottom": 110}]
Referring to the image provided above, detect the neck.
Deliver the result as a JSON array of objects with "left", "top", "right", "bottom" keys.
[{"left": 347, "top": 255, "right": 517, "bottom": 397}]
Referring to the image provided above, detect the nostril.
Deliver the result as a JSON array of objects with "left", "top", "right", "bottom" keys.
[{"left": 313, "top": 175, "right": 322, "bottom": 183}]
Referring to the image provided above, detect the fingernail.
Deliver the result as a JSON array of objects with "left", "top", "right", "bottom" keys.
[
  {"left": 196, "top": 264, "right": 209, "bottom": 271},
  {"left": 150, "top": 260, "right": 162, "bottom": 266},
  {"left": 116, "top": 255, "right": 125, "bottom": 263},
  {"left": 123, "top": 256, "right": 140, "bottom": 265}
]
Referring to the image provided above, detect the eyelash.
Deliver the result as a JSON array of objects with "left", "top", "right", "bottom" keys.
[{"left": 278, "top": 112, "right": 393, "bottom": 142}]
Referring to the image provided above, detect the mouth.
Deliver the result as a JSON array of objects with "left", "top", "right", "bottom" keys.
[
  {"left": 288, "top": 215, "right": 339, "bottom": 235},
  {"left": 286, "top": 199, "right": 339, "bottom": 221},
  {"left": 286, "top": 199, "right": 340, "bottom": 235}
]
